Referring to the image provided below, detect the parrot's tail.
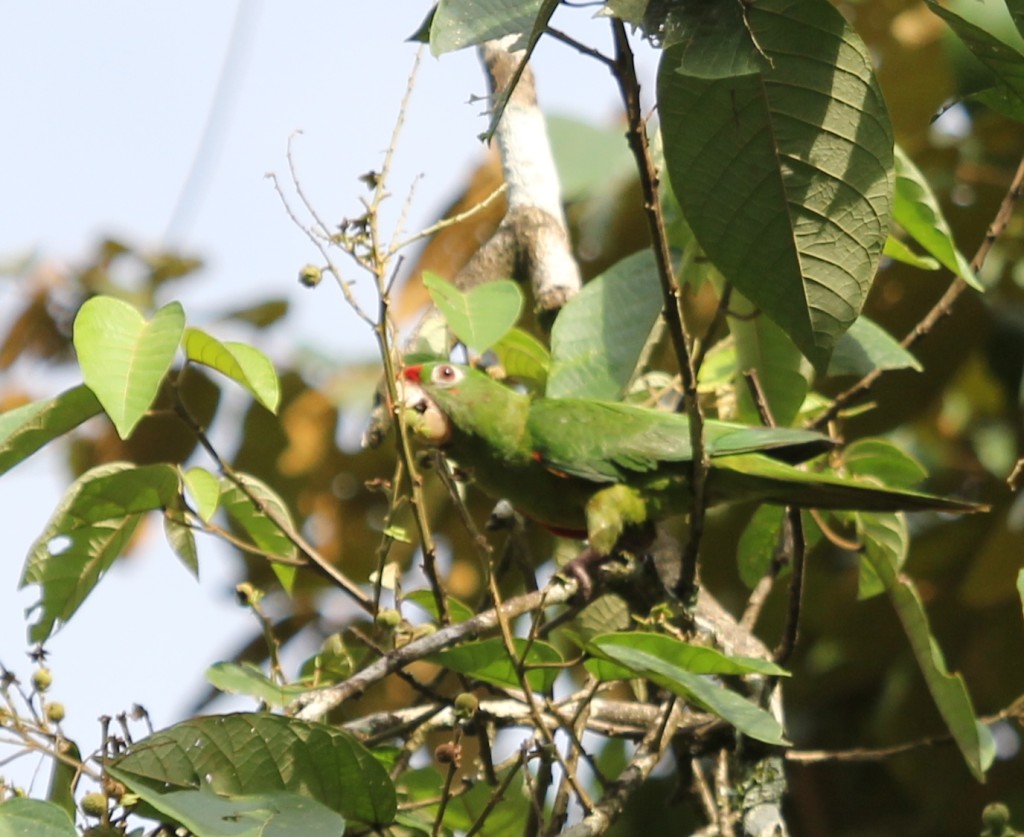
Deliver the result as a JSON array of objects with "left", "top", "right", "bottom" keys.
[{"left": 707, "top": 454, "right": 987, "bottom": 514}]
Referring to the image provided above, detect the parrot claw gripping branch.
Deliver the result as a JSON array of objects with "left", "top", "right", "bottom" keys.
[{"left": 395, "top": 360, "right": 986, "bottom": 599}]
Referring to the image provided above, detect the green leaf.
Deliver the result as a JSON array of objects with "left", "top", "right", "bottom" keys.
[
  {"left": 405, "top": 589, "right": 475, "bottom": 624},
  {"left": 0, "top": 385, "right": 101, "bottom": 477},
  {"left": 183, "top": 466, "right": 221, "bottom": 523},
  {"left": 183, "top": 327, "right": 280, "bottom": 413},
  {"left": 926, "top": 0, "right": 1024, "bottom": 122},
  {"left": 430, "top": 637, "right": 562, "bottom": 692},
  {"left": 206, "top": 662, "right": 314, "bottom": 707},
  {"left": 589, "top": 632, "right": 788, "bottom": 677},
  {"left": 658, "top": 0, "right": 894, "bottom": 371},
  {"left": 108, "top": 713, "right": 396, "bottom": 826},
  {"left": 164, "top": 507, "right": 199, "bottom": 578},
  {"left": 842, "top": 438, "right": 928, "bottom": 489},
  {"left": 430, "top": 0, "right": 542, "bottom": 55},
  {"left": 892, "top": 146, "right": 980, "bottom": 289},
  {"left": 0, "top": 798, "right": 77, "bottom": 837},
  {"left": 883, "top": 235, "right": 941, "bottom": 271},
  {"left": 220, "top": 474, "right": 298, "bottom": 562},
  {"left": 547, "top": 250, "right": 664, "bottom": 400},
  {"left": 861, "top": 530, "right": 987, "bottom": 780},
  {"left": 828, "top": 316, "right": 922, "bottom": 378},
  {"left": 20, "top": 463, "right": 181, "bottom": 642},
  {"left": 727, "top": 288, "right": 812, "bottom": 428},
  {"left": 125, "top": 786, "right": 345, "bottom": 837},
  {"left": 490, "top": 327, "right": 550, "bottom": 391},
  {"left": 73, "top": 296, "right": 185, "bottom": 438},
  {"left": 547, "top": 116, "right": 633, "bottom": 200},
  {"left": 587, "top": 633, "right": 789, "bottom": 746},
  {"left": 856, "top": 511, "right": 908, "bottom": 600},
  {"left": 422, "top": 273, "right": 523, "bottom": 354},
  {"left": 737, "top": 506, "right": 786, "bottom": 589}
]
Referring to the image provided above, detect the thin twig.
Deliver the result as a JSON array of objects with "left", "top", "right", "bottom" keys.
[
  {"left": 389, "top": 183, "right": 509, "bottom": 255},
  {"left": 172, "top": 390, "right": 373, "bottom": 612},
  {"left": 608, "top": 20, "right": 708, "bottom": 607}
]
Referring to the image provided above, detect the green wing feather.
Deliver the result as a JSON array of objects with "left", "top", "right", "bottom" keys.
[{"left": 526, "top": 399, "right": 833, "bottom": 483}]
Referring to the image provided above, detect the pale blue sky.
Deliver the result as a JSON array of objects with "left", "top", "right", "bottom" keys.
[{"left": 0, "top": 1, "right": 640, "bottom": 795}]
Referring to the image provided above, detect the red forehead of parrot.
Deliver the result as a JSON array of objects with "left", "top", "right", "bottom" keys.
[{"left": 401, "top": 364, "right": 423, "bottom": 383}]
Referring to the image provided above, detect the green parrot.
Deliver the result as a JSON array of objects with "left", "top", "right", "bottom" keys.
[{"left": 397, "top": 361, "right": 983, "bottom": 561}]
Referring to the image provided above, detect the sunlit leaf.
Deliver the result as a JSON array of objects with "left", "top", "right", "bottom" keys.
[
  {"left": 73, "top": 296, "right": 185, "bottom": 438},
  {"left": 164, "top": 506, "right": 199, "bottom": 578},
  {"left": 0, "top": 385, "right": 101, "bottom": 477},
  {"left": 183, "top": 466, "right": 221, "bottom": 523},
  {"left": 659, "top": 0, "right": 893, "bottom": 371},
  {"left": 892, "top": 145, "right": 979, "bottom": 289},
  {"left": 883, "top": 235, "right": 941, "bottom": 271},
  {"left": 423, "top": 273, "right": 523, "bottom": 354},
  {"left": 183, "top": 327, "right": 280, "bottom": 413}
]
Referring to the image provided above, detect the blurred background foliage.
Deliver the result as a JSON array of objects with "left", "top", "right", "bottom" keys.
[{"left": 2, "top": 2, "right": 1024, "bottom": 833}]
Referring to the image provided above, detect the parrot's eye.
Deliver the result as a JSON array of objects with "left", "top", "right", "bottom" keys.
[{"left": 431, "top": 364, "right": 463, "bottom": 386}]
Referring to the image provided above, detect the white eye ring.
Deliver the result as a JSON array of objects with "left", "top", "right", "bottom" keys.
[{"left": 431, "top": 364, "right": 464, "bottom": 386}]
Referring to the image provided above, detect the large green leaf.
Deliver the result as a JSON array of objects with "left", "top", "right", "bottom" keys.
[
  {"left": 892, "top": 145, "right": 979, "bottom": 289},
  {"left": 20, "top": 463, "right": 181, "bottom": 642},
  {"left": 0, "top": 385, "right": 102, "bottom": 477},
  {"left": 547, "top": 249, "right": 664, "bottom": 400},
  {"left": 423, "top": 272, "right": 523, "bottom": 354},
  {"left": 658, "top": 0, "right": 894, "bottom": 371},
  {"left": 861, "top": 528, "right": 989, "bottom": 780},
  {"left": 183, "top": 327, "right": 280, "bottom": 413},
  {"left": 73, "top": 296, "right": 185, "bottom": 439},
  {"left": 0, "top": 799, "right": 76, "bottom": 837},
  {"left": 586, "top": 632, "right": 789, "bottom": 746},
  {"left": 108, "top": 713, "right": 396, "bottom": 827}
]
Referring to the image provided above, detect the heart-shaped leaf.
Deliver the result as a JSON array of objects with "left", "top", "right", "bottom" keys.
[
  {"left": 423, "top": 272, "right": 523, "bottom": 353},
  {"left": 73, "top": 296, "right": 185, "bottom": 438}
]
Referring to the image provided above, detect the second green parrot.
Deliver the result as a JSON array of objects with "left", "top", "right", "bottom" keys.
[{"left": 398, "top": 361, "right": 982, "bottom": 557}]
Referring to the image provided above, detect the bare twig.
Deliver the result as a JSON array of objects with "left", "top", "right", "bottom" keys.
[{"left": 608, "top": 20, "right": 708, "bottom": 607}]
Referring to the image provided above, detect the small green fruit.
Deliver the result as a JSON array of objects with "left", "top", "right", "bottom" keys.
[
  {"left": 45, "top": 702, "right": 66, "bottom": 723},
  {"left": 31, "top": 668, "right": 52, "bottom": 692},
  {"left": 81, "top": 792, "right": 107, "bottom": 817},
  {"left": 454, "top": 692, "right": 479, "bottom": 718},
  {"left": 375, "top": 609, "right": 402, "bottom": 629}
]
